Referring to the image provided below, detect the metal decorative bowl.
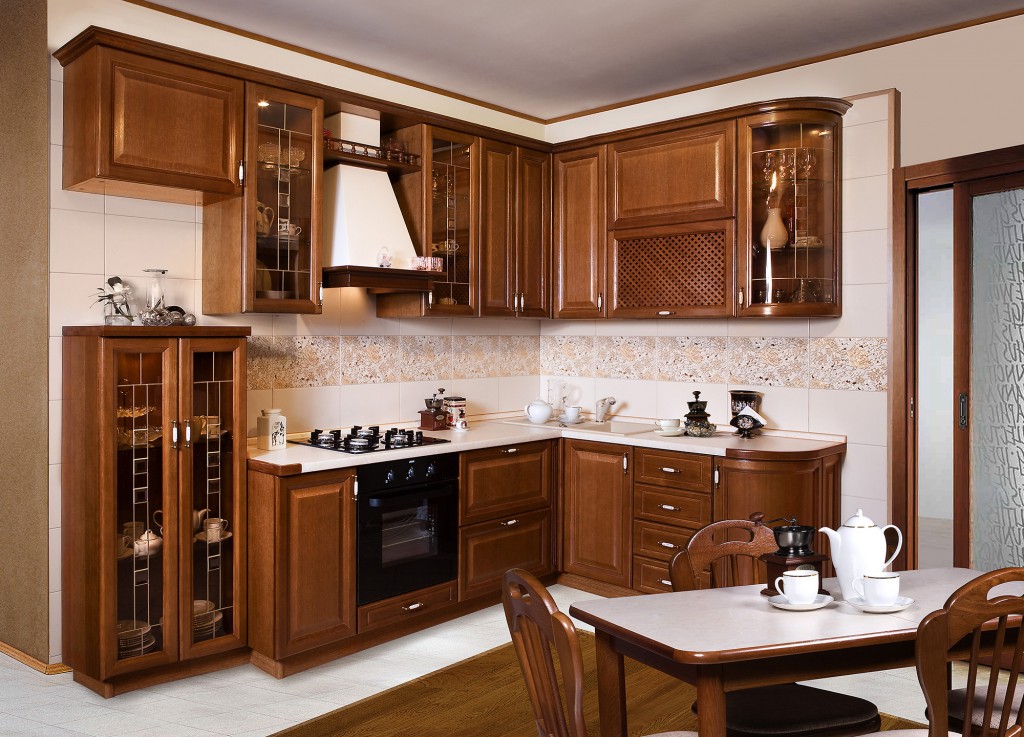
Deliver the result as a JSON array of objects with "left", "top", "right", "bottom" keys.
[{"left": 772, "top": 523, "right": 816, "bottom": 556}]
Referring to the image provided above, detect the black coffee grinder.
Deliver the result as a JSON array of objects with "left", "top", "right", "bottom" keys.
[{"left": 759, "top": 516, "right": 828, "bottom": 596}]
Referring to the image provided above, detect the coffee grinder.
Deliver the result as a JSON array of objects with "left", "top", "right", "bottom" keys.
[
  {"left": 419, "top": 388, "right": 449, "bottom": 431},
  {"left": 759, "top": 516, "right": 828, "bottom": 596}
]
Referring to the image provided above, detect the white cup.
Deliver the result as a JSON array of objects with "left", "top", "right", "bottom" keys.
[
  {"left": 852, "top": 572, "right": 900, "bottom": 606},
  {"left": 656, "top": 418, "right": 680, "bottom": 429},
  {"left": 562, "top": 406, "right": 581, "bottom": 421},
  {"left": 774, "top": 569, "right": 819, "bottom": 605}
]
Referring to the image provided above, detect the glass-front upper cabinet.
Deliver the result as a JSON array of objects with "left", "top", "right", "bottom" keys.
[{"left": 738, "top": 106, "right": 847, "bottom": 317}]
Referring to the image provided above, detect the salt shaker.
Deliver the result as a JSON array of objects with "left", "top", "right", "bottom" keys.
[{"left": 257, "top": 408, "right": 287, "bottom": 451}]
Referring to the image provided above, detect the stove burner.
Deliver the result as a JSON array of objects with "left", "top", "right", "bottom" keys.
[{"left": 296, "top": 427, "right": 449, "bottom": 454}]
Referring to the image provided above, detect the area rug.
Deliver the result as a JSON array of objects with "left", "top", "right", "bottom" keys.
[{"left": 271, "top": 632, "right": 925, "bottom": 737}]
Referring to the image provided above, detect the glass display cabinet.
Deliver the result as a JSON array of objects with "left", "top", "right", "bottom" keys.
[
  {"left": 61, "top": 327, "right": 248, "bottom": 696},
  {"left": 738, "top": 105, "right": 846, "bottom": 317}
]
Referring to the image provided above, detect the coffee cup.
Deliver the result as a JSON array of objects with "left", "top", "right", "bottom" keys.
[
  {"left": 656, "top": 418, "right": 680, "bottom": 430},
  {"left": 152, "top": 509, "right": 165, "bottom": 535},
  {"left": 852, "top": 572, "right": 900, "bottom": 606},
  {"left": 774, "top": 569, "right": 819, "bottom": 605},
  {"left": 562, "top": 406, "right": 582, "bottom": 421},
  {"left": 276, "top": 218, "right": 301, "bottom": 237},
  {"left": 123, "top": 521, "right": 145, "bottom": 541},
  {"left": 115, "top": 533, "right": 131, "bottom": 555},
  {"left": 203, "top": 517, "right": 229, "bottom": 541}
]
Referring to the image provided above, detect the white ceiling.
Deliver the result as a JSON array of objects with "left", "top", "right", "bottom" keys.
[{"left": 153, "top": 0, "right": 1024, "bottom": 120}]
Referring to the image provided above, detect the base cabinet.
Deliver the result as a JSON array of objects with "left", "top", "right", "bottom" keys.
[
  {"left": 460, "top": 508, "right": 552, "bottom": 600},
  {"left": 248, "top": 468, "right": 356, "bottom": 668}
]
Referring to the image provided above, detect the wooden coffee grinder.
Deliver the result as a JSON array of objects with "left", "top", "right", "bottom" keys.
[
  {"left": 419, "top": 389, "right": 449, "bottom": 431},
  {"left": 760, "top": 516, "right": 828, "bottom": 596}
]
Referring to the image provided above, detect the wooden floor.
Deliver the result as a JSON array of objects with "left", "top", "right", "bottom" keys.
[{"left": 272, "top": 632, "right": 926, "bottom": 737}]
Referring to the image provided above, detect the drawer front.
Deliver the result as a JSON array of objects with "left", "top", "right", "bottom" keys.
[
  {"left": 460, "top": 508, "right": 553, "bottom": 601},
  {"left": 357, "top": 581, "right": 457, "bottom": 635},
  {"left": 634, "top": 484, "right": 712, "bottom": 529},
  {"left": 635, "top": 448, "right": 713, "bottom": 491},
  {"left": 632, "top": 556, "right": 675, "bottom": 594},
  {"left": 633, "top": 520, "right": 694, "bottom": 562},
  {"left": 460, "top": 441, "right": 552, "bottom": 525}
]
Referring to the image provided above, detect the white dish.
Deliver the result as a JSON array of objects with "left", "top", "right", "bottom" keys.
[
  {"left": 557, "top": 416, "right": 586, "bottom": 425},
  {"left": 845, "top": 595, "right": 914, "bottom": 613},
  {"left": 194, "top": 530, "right": 233, "bottom": 543},
  {"left": 654, "top": 428, "right": 685, "bottom": 437},
  {"left": 768, "top": 593, "right": 834, "bottom": 611}
]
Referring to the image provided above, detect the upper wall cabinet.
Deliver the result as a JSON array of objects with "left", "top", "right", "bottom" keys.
[
  {"left": 737, "top": 106, "right": 847, "bottom": 317},
  {"left": 608, "top": 122, "right": 735, "bottom": 229},
  {"left": 553, "top": 146, "right": 607, "bottom": 319},
  {"left": 56, "top": 43, "right": 245, "bottom": 203}
]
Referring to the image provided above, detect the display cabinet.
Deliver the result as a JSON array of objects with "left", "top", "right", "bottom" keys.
[
  {"left": 61, "top": 327, "right": 249, "bottom": 697},
  {"left": 738, "top": 105, "right": 847, "bottom": 317},
  {"left": 203, "top": 84, "right": 324, "bottom": 315}
]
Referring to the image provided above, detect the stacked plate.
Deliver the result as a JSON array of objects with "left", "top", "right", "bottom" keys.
[
  {"left": 193, "top": 600, "right": 223, "bottom": 640},
  {"left": 116, "top": 619, "right": 155, "bottom": 658}
]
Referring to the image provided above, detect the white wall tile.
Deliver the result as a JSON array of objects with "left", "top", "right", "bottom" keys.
[
  {"left": 727, "top": 318, "right": 809, "bottom": 338},
  {"left": 49, "top": 463, "right": 61, "bottom": 530},
  {"left": 49, "top": 400, "right": 62, "bottom": 465},
  {"left": 194, "top": 284, "right": 276, "bottom": 335},
  {"left": 50, "top": 209, "right": 104, "bottom": 274},
  {"left": 842, "top": 175, "right": 889, "bottom": 232},
  {"left": 449, "top": 377, "right": 501, "bottom": 416},
  {"left": 499, "top": 376, "right": 543, "bottom": 413},
  {"left": 105, "top": 215, "right": 197, "bottom": 279},
  {"left": 809, "top": 388, "right": 888, "bottom": 446},
  {"left": 841, "top": 443, "right": 889, "bottom": 502},
  {"left": 738, "top": 384, "right": 809, "bottom": 431},
  {"left": 453, "top": 318, "right": 517, "bottom": 336},
  {"left": 593, "top": 378, "right": 657, "bottom": 420},
  {"left": 656, "top": 381, "right": 729, "bottom": 424},
  {"left": 595, "top": 320, "right": 658, "bottom": 336},
  {"left": 50, "top": 272, "right": 101, "bottom": 336},
  {"left": 656, "top": 319, "right": 729, "bottom": 337},
  {"left": 49, "top": 145, "right": 104, "bottom": 214},
  {"left": 808, "top": 283, "right": 888, "bottom": 338},
  {"left": 271, "top": 386, "right": 341, "bottom": 433},
  {"left": 49, "top": 591, "right": 61, "bottom": 661},
  {"left": 840, "top": 495, "right": 890, "bottom": 526},
  {"left": 340, "top": 383, "right": 402, "bottom": 427},
  {"left": 105, "top": 195, "right": 198, "bottom": 222},
  {"left": 49, "top": 337, "right": 62, "bottom": 401},
  {"left": 400, "top": 380, "right": 450, "bottom": 424},
  {"left": 842, "top": 229, "right": 889, "bottom": 285},
  {"left": 539, "top": 319, "right": 597, "bottom": 336},
  {"left": 334, "top": 292, "right": 401, "bottom": 336},
  {"left": 49, "top": 528, "right": 61, "bottom": 593},
  {"left": 542, "top": 375, "right": 596, "bottom": 416},
  {"left": 50, "top": 80, "right": 63, "bottom": 144},
  {"left": 128, "top": 276, "right": 196, "bottom": 316},
  {"left": 399, "top": 317, "right": 452, "bottom": 335},
  {"left": 843, "top": 93, "right": 890, "bottom": 127},
  {"left": 246, "top": 389, "right": 273, "bottom": 437},
  {"left": 274, "top": 288, "right": 343, "bottom": 336},
  {"left": 843, "top": 121, "right": 890, "bottom": 180}
]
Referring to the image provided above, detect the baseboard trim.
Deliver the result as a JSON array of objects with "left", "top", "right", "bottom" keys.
[{"left": 0, "top": 640, "right": 71, "bottom": 675}]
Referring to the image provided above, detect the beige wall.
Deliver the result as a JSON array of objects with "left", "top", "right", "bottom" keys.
[{"left": 1, "top": 0, "right": 51, "bottom": 662}]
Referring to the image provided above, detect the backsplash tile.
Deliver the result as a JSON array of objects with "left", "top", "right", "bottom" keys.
[
  {"left": 246, "top": 336, "right": 278, "bottom": 390},
  {"left": 340, "top": 335, "right": 403, "bottom": 384},
  {"left": 500, "top": 335, "right": 540, "bottom": 376},
  {"left": 728, "top": 336, "right": 810, "bottom": 388},
  {"left": 658, "top": 336, "right": 729, "bottom": 383},
  {"left": 401, "top": 335, "right": 454, "bottom": 381},
  {"left": 452, "top": 335, "right": 501, "bottom": 379},
  {"left": 594, "top": 336, "right": 659, "bottom": 380},
  {"left": 278, "top": 336, "right": 342, "bottom": 388},
  {"left": 540, "top": 335, "right": 595, "bottom": 376},
  {"left": 810, "top": 337, "right": 888, "bottom": 391}
]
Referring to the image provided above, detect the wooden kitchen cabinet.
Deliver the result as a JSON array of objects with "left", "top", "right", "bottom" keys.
[
  {"left": 479, "top": 144, "right": 551, "bottom": 317},
  {"left": 554, "top": 146, "right": 608, "bottom": 318},
  {"left": 61, "top": 327, "right": 249, "bottom": 696},
  {"left": 458, "top": 441, "right": 555, "bottom": 599},
  {"left": 55, "top": 38, "right": 245, "bottom": 203},
  {"left": 561, "top": 440, "right": 632, "bottom": 587},
  {"left": 247, "top": 468, "right": 356, "bottom": 673},
  {"left": 203, "top": 83, "right": 324, "bottom": 315}
]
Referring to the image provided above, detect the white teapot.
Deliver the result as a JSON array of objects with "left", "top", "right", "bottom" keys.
[
  {"left": 524, "top": 398, "right": 553, "bottom": 424},
  {"left": 133, "top": 529, "right": 163, "bottom": 557},
  {"left": 819, "top": 509, "right": 902, "bottom": 601}
]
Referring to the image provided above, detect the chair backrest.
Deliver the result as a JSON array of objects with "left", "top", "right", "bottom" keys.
[
  {"left": 917, "top": 567, "right": 1024, "bottom": 737},
  {"left": 503, "top": 568, "right": 589, "bottom": 737},
  {"left": 669, "top": 514, "right": 775, "bottom": 591}
]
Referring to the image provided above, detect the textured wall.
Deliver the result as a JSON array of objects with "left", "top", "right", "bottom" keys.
[{"left": 0, "top": 0, "right": 51, "bottom": 662}]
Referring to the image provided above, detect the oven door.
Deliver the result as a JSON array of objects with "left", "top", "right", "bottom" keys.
[{"left": 357, "top": 480, "right": 458, "bottom": 606}]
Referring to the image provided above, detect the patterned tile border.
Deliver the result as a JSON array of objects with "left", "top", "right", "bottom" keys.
[
  {"left": 657, "top": 337, "right": 729, "bottom": 383},
  {"left": 810, "top": 337, "right": 888, "bottom": 391},
  {"left": 728, "top": 336, "right": 810, "bottom": 388},
  {"left": 540, "top": 335, "right": 595, "bottom": 376},
  {"left": 340, "top": 335, "right": 403, "bottom": 385},
  {"left": 594, "top": 336, "right": 659, "bottom": 380}
]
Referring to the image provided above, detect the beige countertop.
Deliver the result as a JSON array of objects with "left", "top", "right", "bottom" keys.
[{"left": 248, "top": 419, "right": 845, "bottom": 476}]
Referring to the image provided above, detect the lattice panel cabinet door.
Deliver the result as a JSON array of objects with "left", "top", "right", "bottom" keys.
[{"left": 609, "top": 220, "right": 736, "bottom": 318}]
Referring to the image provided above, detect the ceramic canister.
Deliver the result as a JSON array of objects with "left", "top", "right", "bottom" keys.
[
  {"left": 257, "top": 408, "right": 287, "bottom": 450},
  {"left": 443, "top": 396, "right": 466, "bottom": 428}
]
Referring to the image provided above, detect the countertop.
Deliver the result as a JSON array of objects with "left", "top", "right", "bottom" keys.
[{"left": 248, "top": 419, "right": 845, "bottom": 476}]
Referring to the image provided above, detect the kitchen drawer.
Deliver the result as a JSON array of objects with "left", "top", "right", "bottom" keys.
[
  {"left": 460, "top": 441, "right": 553, "bottom": 525},
  {"left": 357, "top": 581, "right": 457, "bottom": 635},
  {"left": 632, "top": 556, "right": 675, "bottom": 594},
  {"left": 635, "top": 448, "right": 713, "bottom": 491},
  {"left": 634, "top": 484, "right": 711, "bottom": 529},
  {"left": 460, "top": 507, "right": 552, "bottom": 600},
  {"left": 633, "top": 520, "right": 694, "bottom": 562}
]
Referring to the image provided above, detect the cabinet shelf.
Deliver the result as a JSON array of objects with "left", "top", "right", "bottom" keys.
[{"left": 323, "top": 147, "right": 421, "bottom": 174}]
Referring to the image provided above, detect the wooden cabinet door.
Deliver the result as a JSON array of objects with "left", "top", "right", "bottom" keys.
[
  {"left": 479, "top": 139, "right": 517, "bottom": 316},
  {"left": 460, "top": 441, "right": 552, "bottom": 525},
  {"left": 554, "top": 146, "right": 607, "bottom": 318},
  {"left": 609, "top": 121, "right": 735, "bottom": 229},
  {"left": 715, "top": 457, "right": 836, "bottom": 533},
  {"left": 517, "top": 148, "right": 551, "bottom": 317},
  {"left": 562, "top": 440, "right": 632, "bottom": 587},
  {"left": 63, "top": 47, "right": 244, "bottom": 197},
  {"left": 459, "top": 508, "right": 552, "bottom": 600}
]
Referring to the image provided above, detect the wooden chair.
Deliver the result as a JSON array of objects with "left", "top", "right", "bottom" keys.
[
  {"left": 669, "top": 516, "right": 883, "bottom": 737},
  {"left": 502, "top": 568, "right": 696, "bottom": 737}
]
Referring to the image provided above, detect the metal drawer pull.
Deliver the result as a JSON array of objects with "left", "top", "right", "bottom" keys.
[
  {"left": 500, "top": 519, "right": 519, "bottom": 527},
  {"left": 402, "top": 602, "right": 424, "bottom": 612},
  {"left": 658, "top": 541, "right": 680, "bottom": 549},
  {"left": 660, "top": 467, "right": 679, "bottom": 474},
  {"left": 658, "top": 504, "right": 681, "bottom": 512},
  {"left": 659, "top": 579, "right": 672, "bottom": 587},
  {"left": 184, "top": 419, "right": 192, "bottom": 449},
  {"left": 656, "top": 310, "right": 675, "bottom": 316},
  {"left": 171, "top": 420, "right": 180, "bottom": 450},
  {"left": 501, "top": 448, "right": 519, "bottom": 454}
]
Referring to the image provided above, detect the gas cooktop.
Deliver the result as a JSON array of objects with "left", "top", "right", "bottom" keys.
[{"left": 290, "top": 426, "right": 451, "bottom": 454}]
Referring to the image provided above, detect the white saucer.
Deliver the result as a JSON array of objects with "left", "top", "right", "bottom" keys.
[
  {"left": 194, "top": 531, "right": 233, "bottom": 543},
  {"left": 654, "top": 428, "right": 685, "bottom": 437},
  {"left": 557, "top": 416, "right": 585, "bottom": 424},
  {"left": 845, "top": 595, "right": 914, "bottom": 613},
  {"left": 768, "top": 594, "right": 834, "bottom": 611}
]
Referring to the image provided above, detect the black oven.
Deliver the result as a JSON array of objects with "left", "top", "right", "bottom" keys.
[{"left": 356, "top": 453, "right": 459, "bottom": 606}]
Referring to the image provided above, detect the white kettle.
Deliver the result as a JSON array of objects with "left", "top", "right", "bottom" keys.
[
  {"left": 524, "top": 398, "right": 553, "bottom": 424},
  {"left": 819, "top": 509, "right": 902, "bottom": 601}
]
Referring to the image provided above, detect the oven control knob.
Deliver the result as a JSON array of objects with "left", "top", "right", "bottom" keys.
[
  {"left": 385, "top": 469, "right": 395, "bottom": 485},
  {"left": 407, "top": 466, "right": 416, "bottom": 480},
  {"left": 426, "top": 462, "right": 437, "bottom": 477}
]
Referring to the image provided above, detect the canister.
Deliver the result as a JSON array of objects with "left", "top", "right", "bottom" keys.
[
  {"left": 442, "top": 396, "right": 466, "bottom": 428},
  {"left": 257, "top": 408, "right": 287, "bottom": 450}
]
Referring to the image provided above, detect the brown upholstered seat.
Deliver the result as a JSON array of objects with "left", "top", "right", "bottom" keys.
[
  {"left": 502, "top": 568, "right": 696, "bottom": 737},
  {"left": 669, "top": 515, "right": 882, "bottom": 737}
]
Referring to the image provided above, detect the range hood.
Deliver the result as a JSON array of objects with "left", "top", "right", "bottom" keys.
[{"left": 321, "top": 112, "right": 434, "bottom": 293}]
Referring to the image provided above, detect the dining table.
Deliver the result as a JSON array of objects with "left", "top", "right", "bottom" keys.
[{"left": 568, "top": 567, "right": 995, "bottom": 737}]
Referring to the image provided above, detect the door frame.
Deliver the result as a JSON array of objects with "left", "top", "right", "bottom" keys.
[{"left": 892, "top": 143, "right": 1024, "bottom": 569}]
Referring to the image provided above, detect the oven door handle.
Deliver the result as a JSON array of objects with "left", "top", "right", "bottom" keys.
[{"left": 366, "top": 483, "right": 456, "bottom": 508}]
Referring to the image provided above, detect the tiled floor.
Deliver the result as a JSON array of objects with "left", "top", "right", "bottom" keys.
[{"left": 0, "top": 585, "right": 927, "bottom": 737}]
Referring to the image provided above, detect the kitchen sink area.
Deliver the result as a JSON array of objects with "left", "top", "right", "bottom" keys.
[{"left": 502, "top": 418, "right": 655, "bottom": 435}]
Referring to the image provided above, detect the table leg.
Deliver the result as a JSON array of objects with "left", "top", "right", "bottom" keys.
[
  {"left": 594, "top": 629, "right": 627, "bottom": 737},
  {"left": 696, "top": 664, "right": 726, "bottom": 737}
]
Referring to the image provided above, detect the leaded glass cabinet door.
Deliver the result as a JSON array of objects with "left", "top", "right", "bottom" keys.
[
  {"left": 179, "top": 338, "right": 247, "bottom": 658},
  {"left": 108, "top": 339, "right": 179, "bottom": 677},
  {"left": 427, "top": 128, "right": 478, "bottom": 315}
]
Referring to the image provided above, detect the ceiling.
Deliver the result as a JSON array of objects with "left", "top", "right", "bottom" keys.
[{"left": 148, "top": 0, "right": 1024, "bottom": 121}]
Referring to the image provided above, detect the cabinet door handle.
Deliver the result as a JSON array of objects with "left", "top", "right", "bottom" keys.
[
  {"left": 623, "top": 453, "right": 628, "bottom": 473},
  {"left": 500, "top": 519, "right": 519, "bottom": 527},
  {"left": 658, "top": 504, "right": 681, "bottom": 512},
  {"left": 660, "top": 467, "right": 679, "bottom": 474},
  {"left": 656, "top": 310, "right": 675, "bottom": 316},
  {"left": 597, "top": 292, "right": 604, "bottom": 311},
  {"left": 183, "top": 419, "right": 192, "bottom": 449},
  {"left": 317, "top": 280, "right": 323, "bottom": 306},
  {"left": 501, "top": 447, "right": 518, "bottom": 454},
  {"left": 658, "top": 541, "right": 680, "bottom": 549},
  {"left": 738, "top": 288, "right": 745, "bottom": 307},
  {"left": 428, "top": 291, "right": 434, "bottom": 307},
  {"left": 171, "top": 420, "right": 180, "bottom": 450},
  {"left": 238, "top": 160, "right": 245, "bottom": 184},
  {"left": 958, "top": 392, "right": 969, "bottom": 429},
  {"left": 401, "top": 602, "right": 424, "bottom": 612},
  {"left": 659, "top": 579, "right": 672, "bottom": 587}
]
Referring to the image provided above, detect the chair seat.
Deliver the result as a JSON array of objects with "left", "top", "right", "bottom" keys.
[
  {"left": 722, "top": 684, "right": 880, "bottom": 737},
  {"left": 949, "top": 685, "right": 1021, "bottom": 730}
]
